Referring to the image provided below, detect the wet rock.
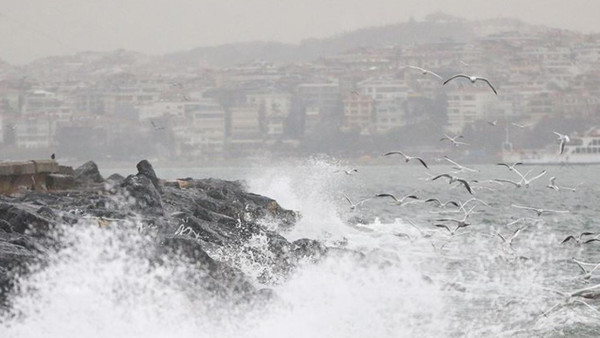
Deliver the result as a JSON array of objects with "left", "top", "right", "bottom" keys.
[
  {"left": 291, "top": 238, "right": 328, "bottom": 262},
  {"left": 120, "top": 174, "right": 163, "bottom": 215},
  {"left": 106, "top": 173, "right": 125, "bottom": 182},
  {"left": 74, "top": 161, "right": 104, "bottom": 184},
  {"left": 136, "top": 160, "right": 160, "bottom": 192}
]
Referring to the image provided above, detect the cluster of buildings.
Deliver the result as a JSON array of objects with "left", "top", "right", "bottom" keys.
[{"left": 1, "top": 20, "right": 600, "bottom": 161}]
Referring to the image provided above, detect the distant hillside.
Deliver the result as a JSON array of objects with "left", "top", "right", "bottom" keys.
[{"left": 164, "top": 19, "right": 478, "bottom": 67}]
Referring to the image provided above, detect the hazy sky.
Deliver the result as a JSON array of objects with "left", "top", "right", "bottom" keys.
[{"left": 1, "top": 0, "right": 599, "bottom": 64}]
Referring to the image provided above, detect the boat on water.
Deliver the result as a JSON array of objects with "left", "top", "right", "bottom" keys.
[{"left": 502, "top": 127, "right": 600, "bottom": 165}]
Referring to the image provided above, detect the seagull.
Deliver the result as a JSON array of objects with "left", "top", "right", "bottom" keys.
[
  {"left": 572, "top": 259, "right": 600, "bottom": 281},
  {"left": 553, "top": 132, "right": 570, "bottom": 155},
  {"left": 511, "top": 122, "right": 528, "bottom": 128},
  {"left": 496, "top": 226, "right": 526, "bottom": 249},
  {"left": 495, "top": 169, "right": 546, "bottom": 188},
  {"left": 457, "top": 198, "right": 489, "bottom": 212},
  {"left": 440, "top": 134, "right": 469, "bottom": 147},
  {"left": 343, "top": 193, "right": 371, "bottom": 210},
  {"left": 496, "top": 162, "right": 523, "bottom": 172},
  {"left": 335, "top": 169, "right": 359, "bottom": 175},
  {"left": 488, "top": 120, "right": 498, "bottom": 126},
  {"left": 561, "top": 232, "right": 599, "bottom": 245},
  {"left": 542, "top": 284, "right": 600, "bottom": 317},
  {"left": 547, "top": 176, "right": 560, "bottom": 191},
  {"left": 406, "top": 219, "right": 433, "bottom": 238},
  {"left": 375, "top": 193, "right": 419, "bottom": 206},
  {"left": 434, "top": 223, "right": 467, "bottom": 236},
  {"left": 436, "top": 206, "right": 477, "bottom": 230},
  {"left": 151, "top": 120, "right": 165, "bottom": 130},
  {"left": 406, "top": 66, "right": 443, "bottom": 80},
  {"left": 511, "top": 204, "right": 569, "bottom": 216},
  {"left": 443, "top": 74, "right": 497, "bottom": 95},
  {"left": 425, "top": 198, "right": 460, "bottom": 208},
  {"left": 444, "top": 156, "right": 478, "bottom": 173},
  {"left": 383, "top": 151, "right": 429, "bottom": 169},
  {"left": 431, "top": 174, "right": 473, "bottom": 194}
]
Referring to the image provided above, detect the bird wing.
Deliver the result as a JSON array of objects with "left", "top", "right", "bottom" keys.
[
  {"left": 446, "top": 201, "right": 460, "bottom": 208},
  {"left": 383, "top": 151, "right": 405, "bottom": 157},
  {"left": 443, "top": 156, "right": 461, "bottom": 167},
  {"left": 427, "top": 71, "right": 443, "bottom": 80},
  {"left": 414, "top": 157, "right": 429, "bottom": 169},
  {"left": 151, "top": 121, "right": 157, "bottom": 127},
  {"left": 343, "top": 194, "right": 353, "bottom": 206},
  {"left": 583, "top": 238, "right": 600, "bottom": 244},
  {"left": 510, "top": 227, "right": 525, "bottom": 242},
  {"left": 528, "top": 170, "right": 547, "bottom": 183},
  {"left": 573, "top": 260, "right": 589, "bottom": 274},
  {"left": 375, "top": 193, "right": 398, "bottom": 202},
  {"left": 476, "top": 77, "right": 497, "bottom": 95},
  {"left": 408, "top": 65, "right": 425, "bottom": 72},
  {"left": 494, "top": 178, "right": 520, "bottom": 187},
  {"left": 511, "top": 204, "right": 537, "bottom": 211},
  {"left": 443, "top": 74, "right": 470, "bottom": 85},
  {"left": 561, "top": 235, "right": 576, "bottom": 244},
  {"left": 434, "top": 224, "right": 452, "bottom": 233},
  {"left": 456, "top": 179, "right": 474, "bottom": 194},
  {"left": 432, "top": 174, "right": 452, "bottom": 181},
  {"left": 496, "top": 231, "right": 507, "bottom": 243},
  {"left": 403, "top": 195, "right": 419, "bottom": 200},
  {"left": 496, "top": 163, "right": 510, "bottom": 169},
  {"left": 559, "top": 139, "right": 567, "bottom": 154},
  {"left": 425, "top": 198, "right": 441, "bottom": 206}
]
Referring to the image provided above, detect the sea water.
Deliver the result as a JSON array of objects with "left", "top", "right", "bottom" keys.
[{"left": 1, "top": 158, "right": 599, "bottom": 337}]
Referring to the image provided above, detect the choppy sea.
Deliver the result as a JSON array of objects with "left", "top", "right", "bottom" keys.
[{"left": 2, "top": 157, "right": 599, "bottom": 337}]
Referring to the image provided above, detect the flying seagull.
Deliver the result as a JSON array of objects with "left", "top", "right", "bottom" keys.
[
  {"left": 547, "top": 176, "right": 560, "bottom": 191},
  {"left": 488, "top": 120, "right": 498, "bottom": 126},
  {"left": 561, "top": 232, "right": 599, "bottom": 245},
  {"left": 496, "top": 226, "right": 526, "bottom": 249},
  {"left": 375, "top": 193, "right": 419, "bottom": 206},
  {"left": 436, "top": 205, "right": 477, "bottom": 229},
  {"left": 511, "top": 204, "right": 569, "bottom": 216},
  {"left": 440, "top": 134, "right": 469, "bottom": 147},
  {"left": 406, "top": 66, "right": 443, "bottom": 80},
  {"left": 444, "top": 156, "right": 478, "bottom": 173},
  {"left": 571, "top": 258, "right": 600, "bottom": 281},
  {"left": 553, "top": 132, "right": 570, "bottom": 155},
  {"left": 425, "top": 198, "right": 460, "bottom": 208},
  {"left": 335, "top": 169, "right": 359, "bottom": 175},
  {"left": 443, "top": 74, "right": 498, "bottom": 95},
  {"left": 495, "top": 169, "right": 547, "bottom": 188},
  {"left": 496, "top": 162, "right": 523, "bottom": 172},
  {"left": 342, "top": 193, "right": 371, "bottom": 210},
  {"left": 432, "top": 174, "right": 474, "bottom": 194},
  {"left": 383, "top": 151, "right": 429, "bottom": 169}
]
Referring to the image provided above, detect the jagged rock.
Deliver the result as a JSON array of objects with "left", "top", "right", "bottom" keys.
[
  {"left": 0, "top": 159, "right": 311, "bottom": 313},
  {"left": 74, "top": 161, "right": 104, "bottom": 184},
  {"left": 120, "top": 174, "right": 163, "bottom": 215},
  {"left": 136, "top": 160, "right": 160, "bottom": 192}
]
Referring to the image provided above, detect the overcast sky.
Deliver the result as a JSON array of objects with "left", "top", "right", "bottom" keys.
[{"left": 1, "top": 0, "right": 599, "bottom": 64}]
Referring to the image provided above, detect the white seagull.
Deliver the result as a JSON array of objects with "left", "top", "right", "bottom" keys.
[
  {"left": 425, "top": 198, "right": 460, "bottom": 208},
  {"left": 547, "top": 176, "right": 560, "bottom": 191},
  {"left": 440, "top": 134, "right": 469, "bottom": 147},
  {"left": 432, "top": 174, "right": 474, "bottom": 194},
  {"left": 572, "top": 258, "right": 600, "bottom": 281},
  {"left": 496, "top": 226, "right": 526, "bottom": 249},
  {"left": 444, "top": 156, "right": 478, "bottom": 173},
  {"left": 406, "top": 66, "right": 443, "bottom": 80},
  {"left": 443, "top": 74, "right": 498, "bottom": 95},
  {"left": 495, "top": 169, "right": 547, "bottom": 188},
  {"left": 561, "top": 232, "right": 599, "bottom": 245},
  {"left": 383, "top": 151, "right": 429, "bottom": 169},
  {"left": 496, "top": 162, "right": 523, "bottom": 172},
  {"left": 375, "top": 193, "right": 419, "bottom": 206},
  {"left": 511, "top": 204, "right": 569, "bottom": 216},
  {"left": 343, "top": 193, "right": 371, "bottom": 210},
  {"left": 553, "top": 132, "right": 570, "bottom": 155}
]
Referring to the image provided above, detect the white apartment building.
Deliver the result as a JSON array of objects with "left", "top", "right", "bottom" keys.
[
  {"left": 445, "top": 88, "right": 498, "bottom": 134},
  {"left": 14, "top": 117, "right": 55, "bottom": 149},
  {"left": 246, "top": 91, "right": 291, "bottom": 137}
]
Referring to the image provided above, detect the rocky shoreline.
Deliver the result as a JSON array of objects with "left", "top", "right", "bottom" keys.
[{"left": 0, "top": 160, "right": 327, "bottom": 312}]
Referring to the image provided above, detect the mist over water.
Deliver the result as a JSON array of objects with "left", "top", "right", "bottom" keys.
[{"left": 3, "top": 159, "right": 600, "bottom": 337}]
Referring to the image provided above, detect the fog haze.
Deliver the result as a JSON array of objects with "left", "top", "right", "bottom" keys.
[{"left": 1, "top": 0, "right": 599, "bottom": 64}]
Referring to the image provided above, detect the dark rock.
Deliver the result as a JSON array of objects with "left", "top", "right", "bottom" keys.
[
  {"left": 136, "top": 160, "right": 160, "bottom": 192},
  {"left": 120, "top": 174, "right": 163, "bottom": 215},
  {"left": 291, "top": 238, "right": 328, "bottom": 262},
  {"left": 58, "top": 165, "right": 75, "bottom": 176},
  {"left": 74, "top": 161, "right": 103, "bottom": 184},
  {"left": 106, "top": 173, "right": 125, "bottom": 182}
]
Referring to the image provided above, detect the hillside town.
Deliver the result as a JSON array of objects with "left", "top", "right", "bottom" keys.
[{"left": 1, "top": 15, "right": 599, "bottom": 163}]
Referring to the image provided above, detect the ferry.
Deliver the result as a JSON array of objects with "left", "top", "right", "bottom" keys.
[{"left": 502, "top": 127, "right": 600, "bottom": 165}]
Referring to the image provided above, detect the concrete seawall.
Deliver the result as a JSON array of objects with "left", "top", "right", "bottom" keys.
[{"left": 0, "top": 160, "right": 60, "bottom": 195}]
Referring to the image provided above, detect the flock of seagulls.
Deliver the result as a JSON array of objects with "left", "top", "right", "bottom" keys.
[{"left": 337, "top": 68, "right": 594, "bottom": 317}]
